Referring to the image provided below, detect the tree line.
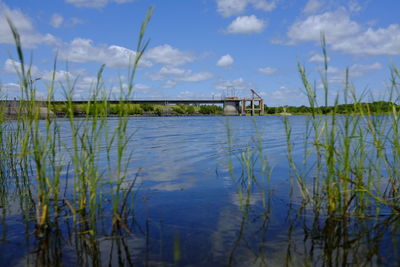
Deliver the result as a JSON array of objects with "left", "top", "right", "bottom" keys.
[{"left": 264, "top": 101, "right": 400, "bottom": 115}]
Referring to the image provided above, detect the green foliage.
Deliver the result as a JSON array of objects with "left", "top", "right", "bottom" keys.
[
  {"left": 127, "top": 104, "right": 144, "bottom": 114},
  {"left": 199, "top": 105, "right": 222, "bottom": 114},
  {"left": 185, "top": 105, "right": 195, "bottom": 114},
  {"left": 264, "top": 102, "right": 400, "bottom": 115},
  {"left": 172, "top": 105, "right": 186, "bottom": 114},
  {"left": 140, "top": 104, "right": 154, "bottom": 112},
  {"left": 154, "top": 106, "right": 163, "bottom": 116}
]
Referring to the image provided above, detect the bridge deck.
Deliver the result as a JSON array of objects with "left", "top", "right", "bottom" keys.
[{"left": 49, "top": 99, "right": 242, "bottom": 105}]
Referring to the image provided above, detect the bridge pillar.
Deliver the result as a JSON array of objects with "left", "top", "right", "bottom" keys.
[{"left": 223, "top": 101, "right": 240, "bottom": 116}]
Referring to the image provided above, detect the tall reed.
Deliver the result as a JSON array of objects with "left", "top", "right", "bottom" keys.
[
  {"left": 285, "top": 35, "right": 400, "bottom": 217},
  {"left": 1, "top": 9, "right": 153, "bottom": 262}
]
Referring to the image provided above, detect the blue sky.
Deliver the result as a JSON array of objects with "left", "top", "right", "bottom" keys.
[{"left": 0, "top": 0, "right": 399, "bottom": 106}]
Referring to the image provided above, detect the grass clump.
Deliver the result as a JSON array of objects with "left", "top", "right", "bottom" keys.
[
  {"left": 0, "top": 8, "right": 154, "bottom": 265},
  {"left": 283, "top": 36, "right": 400, "bottom": 218}
]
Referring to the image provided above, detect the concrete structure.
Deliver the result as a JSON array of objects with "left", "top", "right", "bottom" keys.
[
  {"left": 0, "top": 100, "right": 54, "bottom": 119},
  {"left": 241, "top": 98, "right": 264, "bottom": 116},
  {"left": 1, "top": 94, "right": 265, "bottom": 117}
]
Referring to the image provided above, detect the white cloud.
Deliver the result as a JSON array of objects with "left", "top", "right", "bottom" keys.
[
  {"left": 59, "top": 38, "right": 195, "bottom": 68},
  {"left": 0, "top": 3, "right": 58, "bottom": 48},
  {"left": 309, "top": 54, "right": 330, "bottom": 63},
  {"left": 227, "top": 15, "right": 266, "bottom": 34},
  {"left": 134, "top": 83, "right": 150, "bottom": 90},
  {"left": 250, "top": 0, "right": 276, "bottom": 12},
  {"left": 43, "top": 70, "right": 77, "bottom": 82},
  {"left": 66, "top": 0, "right": 107, "bottom": 8},
  {"left": 4, "top": 59, "right": 40, "bottom": 76},
  {"left": 70, "top": 17, "right": 85, "bottom": 26},
  {"left": 50, "top": 14, "right": 64, "bottom": 28},
  {"left": 149, "top": 66, "right": 213, "bottom": 85},
  {"left": 2, "top": 82, "right": 20, "bottom": 94},
  {"left": 216, "top": 78, "right": 254, "bottom": 95},
  {"left": 288, "top": 9, "right": 400, "bottom": 56},
  {"left": 271, "top": 86, "right": 305, "bottom": 103},
  {"left": 258, "top": 67, "right": 276, "bottom": 75},
  {"left": 216, "top": 0, "right": 275, "bottom": 17},
  {"left": 288, "top": 10, "right": 360, "bottom": 44},
  {"left": 332, "top": 25, "right": 400, "bottom": 56},
  {"left": 59, "top": 38, "right": 152, "bottom": 68},
  {"left": 50, "top": 15, "right": 85, "bottom": 27},
  {"left": 217, "top": 0, "right": 250, "bottom": 17},
  {"left": 145, "top": 44, "right": 195, "bottom": 66},
  {"left": 162, "top": 80, "right": 176, "bottom": 89},
  {"left": 349, "top": 62, "right": 383, "bottom": 78},
  {"left": 303, "top": 0, "right": 322, "bottom": 14},
  {"left": 324, "top": 62, "right": 383, "bottom": 83},
  {"left": 348, "top": 0, "right": 362, "bottom": 13},
  {"left": 158, "top": 66, "right": 187, "bottom": 77},
  {"left": 3, "top": 58, "right": 105, "bottom": 90},
  {"left": 177, "top": 72, "right": 213, "bottom": 82},
  {"left": 177, "top": 90, "right": 213, "bottom": 100},
  {"left": 216, "top": 54, "right": 234, "bottom": 68},
  {"left": 3, "top": 58, "right": 103, "bottom": 99},
  {"left": 65, "top": 0, "right": 134, "bottom": 8}
]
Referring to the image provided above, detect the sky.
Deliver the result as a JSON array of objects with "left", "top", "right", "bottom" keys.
[{"left": 0, "top": 0, "right": 399, "bottom": 106}]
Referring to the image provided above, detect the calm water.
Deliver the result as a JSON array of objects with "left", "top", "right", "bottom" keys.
[{"left": 1, "top": 116, "right": 399, "bottom": 266}]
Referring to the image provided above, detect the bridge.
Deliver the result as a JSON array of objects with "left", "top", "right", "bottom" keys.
[
  {"left": 1, "top": 95, "right": 264, "bottom": 117},
  {"left": 50, "top": 97, "right": 264, "bottom": 116}
]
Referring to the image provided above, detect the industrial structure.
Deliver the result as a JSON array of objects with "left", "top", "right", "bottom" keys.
[{"left": 1, "top": 89, "right": 265, "bottom": 116}]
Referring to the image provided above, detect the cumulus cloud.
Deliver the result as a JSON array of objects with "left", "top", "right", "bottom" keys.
[
  {"left": 4, "top": 59, "right": 85, "bottom": 84},
  {"left": 0, "top": 3, "right": 58, "bottom": 48},
  {"left": 3, "top": 58, "right": 102, "bottom": 99},
  {"left": 145, "top": 44, "right": 195, "bottom": 66},
  {"left": 332, "top": 25, "right": 400, "bottom": 56},
  {"left": 251, "top": 0, "right": 276, "bottom": 12},
  {"left": 60, "top": 40, "right": 196, "bottom": 69},
  {"left": 4, "top": 59, "right": 40, "bottom": 76},
  {"left": 65, "top": 0, "right": 135, "bottom": 8},
  {"left": 2, "top": 82, "right": 21, "bottom": 94},
  {"left": 162, "top": 80, "right": 176, "bottom": 89},
  {"left": 270, "top": 86, "right": 306, "bottom": 104},
  {"left": 303, "top": 0, "right": 322, "bottom": 14},
  {"left": 216, "top": 54, "right": 234, "bottom": 68},
  {"left": 50, "top": 14, "right": 64, "bottom": 28},
  {"left": 70, "top": 17, "right": 85, "bottom": 26},
  {"left": 178, "top": 72, "right": 213, "bottom": 82},
  {"left": 325, "top": 62, "right": 383, "bottom": 83},
  {"left": 288, "top": 9, "right": 400, "bottom": 56},
  {"left": 216, "top": 78, "right": 254, "bottom": 94},
  {"left": 288, "top": 10, "right": 360, "bottom": 44},
  {"left": 309, "top": 54, "right": 330, "bottom": 62},
  {"left": 50, "top": 14, "right": 84, "bottom": 28},
  {"left": 258, "top": 67, "right": 276, "bottom": 75},
  {"left": 59, "top": 38, "right": 152, "bottom": 68},
  {"left": 349, "top": 62, "right": 383, "bottom": 77},
  {"left": 227, "top": 15, "right": 266, "bottom": 34},
  {"left": 348, "top": 0, "right": 362, "bottom": 13},
  {"left": 216, "top": 0, "right": 276, "bottom": 17},
  {"left": 149, "top": 66, "right": 213, "bottom": 85}
]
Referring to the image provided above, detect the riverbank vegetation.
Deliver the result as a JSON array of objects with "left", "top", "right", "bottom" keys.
[
  {"left": 265, "top": 100, "right": 400, "bottom": 115},
  {"left": 48, "top": 103, "right": 223, "bottom": 116},
  {"left": 49, "top": 100, "right": 400, "bottom": 117}
]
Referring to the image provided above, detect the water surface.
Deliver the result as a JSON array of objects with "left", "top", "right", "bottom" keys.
[{"left": 0, "top": 116, "right": 399, "bottom": 266}]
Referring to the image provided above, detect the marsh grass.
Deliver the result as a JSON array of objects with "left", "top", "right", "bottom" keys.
[
  {"left": 0, "top": 8, "right": 153, "bottom": 265},
  {"left": 284, "top": 36, "right": 400, "bottom": 219},
  {"left": 218, "top": 35, "right": 400, "bottom": 266}
]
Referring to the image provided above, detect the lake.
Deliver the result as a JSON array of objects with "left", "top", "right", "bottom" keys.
[{"left": 0, "top": 115, "right": 399, "bottom": 266}]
